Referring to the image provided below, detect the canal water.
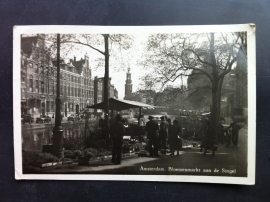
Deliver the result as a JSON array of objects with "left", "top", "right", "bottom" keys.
[{"left": 22, "top": 121, "right": 96, "bottom": 151}]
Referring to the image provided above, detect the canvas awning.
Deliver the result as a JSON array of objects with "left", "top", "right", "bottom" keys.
[{"left": 86, "top": 98, "right": 155, "bottom": 111}]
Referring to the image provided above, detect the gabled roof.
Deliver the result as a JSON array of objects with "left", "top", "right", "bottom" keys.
[
  {"left": 72, "top": 60, "right": 85, "bottom": 74},
  {"left": 86, "top": 98, "right": 155, "bottom": 110}
]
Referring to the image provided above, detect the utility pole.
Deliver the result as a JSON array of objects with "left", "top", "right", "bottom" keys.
[
  {"left": 53, "top": 34, "right": 64, "bottom": 158},
  {"left": 103, "top": 34, "right": 109, "bottom": 141}
]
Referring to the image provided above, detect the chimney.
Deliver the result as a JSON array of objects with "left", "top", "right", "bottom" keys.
[{"left": 74, "top": 56, "right": 76, "bottom": 62}]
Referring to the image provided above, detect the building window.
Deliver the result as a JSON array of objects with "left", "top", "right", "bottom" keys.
[
  {"left": 51, "top": 101, "right": 55, "bottom": 112},
  {"left": 29, "top": 79, "right": 33, "bottom": 92},
  {"left": 50, "top": 83, "right": 53, "bottom": 95},
  {"left": 41, "top": 81, "right": 44, "bottom": 94},
  {"left": 46, "top": 82, "right": 49, "bottom": 94},
  {"left": 64, "top": 86, "right": 66, "bottom": 96},
  {"left": 35, "top": 64, "right": 39, "bottom": 73},
  {"left": 35, "top": 80, "right": 39, "bottom": 93}
]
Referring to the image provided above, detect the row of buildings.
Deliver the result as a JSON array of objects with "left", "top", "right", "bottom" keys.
[
  {"left": 123, "top": 52, "right": 247, "bottom": 117},
  {"left": 123, "top": 67, "right": 189, "bottom": 115},
  {"left": 20, "top": 34, "right": 118, "bottom": 118}
]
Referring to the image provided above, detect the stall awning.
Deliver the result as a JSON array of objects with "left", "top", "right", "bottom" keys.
[{"left": 86, "top": 98, "right": 155, "bottom": 110}]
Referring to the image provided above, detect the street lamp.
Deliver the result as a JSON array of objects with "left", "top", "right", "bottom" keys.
[{"left": 52, "top": 34, "right": 64, "bottom": 158}]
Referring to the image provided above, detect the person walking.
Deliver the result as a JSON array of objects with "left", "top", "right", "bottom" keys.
[
  {"left": 138, "top": 114, "right": 146, "bottom": 142},
  {"left": 227, "top": 122, "right": 241, "bottom": 148},
  {"left": 170, "top": 120, "right": 182, "bottom": 156},
  {"left": 167, "top": 119, "right": 174, "bottom": 154},
  {"left": 218, "top": 121, "right": 224, "bottom": 144},
  {"left": 199, "top": 118, "right": 207, "bottom": 152},
  {"left": 110, "top": 114, "right": 125, "bottom": 164},
  {"left": 203, "top": 120, "right": 216, "bottom": 156},
  {"left": 145, "top": 116, "right": 159, "bottom": 157},
  {"left": 159, "top": 116, "right": 168, "bottom": 154}
]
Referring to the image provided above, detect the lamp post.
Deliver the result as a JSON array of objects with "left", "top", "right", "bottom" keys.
[{"left": 53, "top": 34, "right": 64, "bottom": 158}]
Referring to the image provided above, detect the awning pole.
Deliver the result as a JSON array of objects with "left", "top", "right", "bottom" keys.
[{"left": 138, "top": 107, "right": 142, "bottom": 126}]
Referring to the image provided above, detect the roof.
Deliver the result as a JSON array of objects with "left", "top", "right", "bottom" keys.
[
  {"left": 86, "top": 98, "right": 155, "bottom": 110},
  {"left": 72, "top": 60, "right": 85, "bottom": 74}
]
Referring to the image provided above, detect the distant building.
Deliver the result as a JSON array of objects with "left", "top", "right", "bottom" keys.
[
  {"left": 124, "top": 67, "right": 132, "bottom": 99},
  {"left": 93, "top": 76, "right": 118, "bottom": 114},
  {"left": 52, "top": 53, "right": 94, "bottom": 116}
]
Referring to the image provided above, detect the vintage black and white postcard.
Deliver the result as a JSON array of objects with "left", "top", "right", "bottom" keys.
[{"left": 13, "top": 24, "right": 256, "bottom": 184}]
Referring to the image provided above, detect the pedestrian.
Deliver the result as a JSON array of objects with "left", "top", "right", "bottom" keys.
[
  {"left": 203, "top": 120, "right": 216, "bottom": 156},
  {"left": 199, "top": 119, "right": 207, "bottom": 152},
  {"left": 170, "top": 120, "right": 182, "bottom": 156},
  {"left": 110, "top": 114, "right": 125, "bottom": 164},
  {"left": 218, "top": 121, "right": 224, "bottom": 144},
  {"left": 167, "top": 118, "right": 173, "bottom": 154},
  {"left": 145, "top": 115, "right": 160, "bottom": 157},
  {"left": 159, "top": 116, "right": 168, "bottom": 154},
  {"left": 138, "top": 114, "right": 146, "bottom": 142},
  {"left": 227, "top": 122, "right": 241, "bottom": 148}
]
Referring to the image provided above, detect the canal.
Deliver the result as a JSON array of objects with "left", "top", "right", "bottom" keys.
[{"left": 21, "top": 120, "right": 97, "bottom": 151}]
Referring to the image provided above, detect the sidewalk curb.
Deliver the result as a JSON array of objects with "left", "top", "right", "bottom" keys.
[{"left": 78, "top": 152, "right": 137, "bottom": 165}]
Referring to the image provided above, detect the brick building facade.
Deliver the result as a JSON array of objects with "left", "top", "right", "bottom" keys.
[{"left": 21, "top": 34, "right": 95, "bottom": 118}]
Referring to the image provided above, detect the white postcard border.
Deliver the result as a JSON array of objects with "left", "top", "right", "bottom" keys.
[{"left": 13, "top": 24, "right": 256, "bottom": 184}]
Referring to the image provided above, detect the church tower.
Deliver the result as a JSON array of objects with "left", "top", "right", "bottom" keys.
[{"left": 125, "top": 67, "right": 132, "bottom": 98}]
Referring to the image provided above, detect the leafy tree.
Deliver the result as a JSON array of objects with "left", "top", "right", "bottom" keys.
[{"left": 142, "top": 32, "right": 246, "bottom": 134}]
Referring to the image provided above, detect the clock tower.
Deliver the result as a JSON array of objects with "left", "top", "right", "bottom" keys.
[{"left": 125, "top": 67, "right": 132, "bottom": 98}]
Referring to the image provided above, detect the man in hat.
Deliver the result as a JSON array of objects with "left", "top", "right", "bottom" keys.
[
  {"left": 159, "top": 116, "right": 169, "bottom": 153},
  {"left": 145, "top": 116, "right": 160, "bottom": 157},
  {"left": 110, "top": 114, "right": 125, "bottom": 164},
  {"left": 226, "top": 121, "right": 241, "bottom": 148}
]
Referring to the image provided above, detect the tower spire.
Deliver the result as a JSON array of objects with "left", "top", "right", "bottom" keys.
[{"left": 124, "top": 66, "right": 132, "bottom": 99}]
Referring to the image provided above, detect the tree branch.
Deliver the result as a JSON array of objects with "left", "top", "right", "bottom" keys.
[
  {"left": 62, "top": 40, "right": 105, "bottom": 55},
  {"left": 183, "top": 48, "right": 215, "bottom": 68}
]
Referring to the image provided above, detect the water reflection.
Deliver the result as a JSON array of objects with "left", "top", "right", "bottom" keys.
[
  {"left": 22, "top": 128, "right": 52, "bottom": 151},
  {"left": 21, "top": 122, "right": 90, "bottom": 151}
]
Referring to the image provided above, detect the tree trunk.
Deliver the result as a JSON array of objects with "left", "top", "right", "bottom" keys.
[
  {"left": 211, "top": 79, "right": 219, "bottom": 138},
  {"left": 209, "top": 33, "right": 219, "bottom": 140},
  {"left": 217, "top": 77, "right": 224, "bottom": 122},
  {"left": 103, "top": 34, "right": 109, "bottom": 141}
]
